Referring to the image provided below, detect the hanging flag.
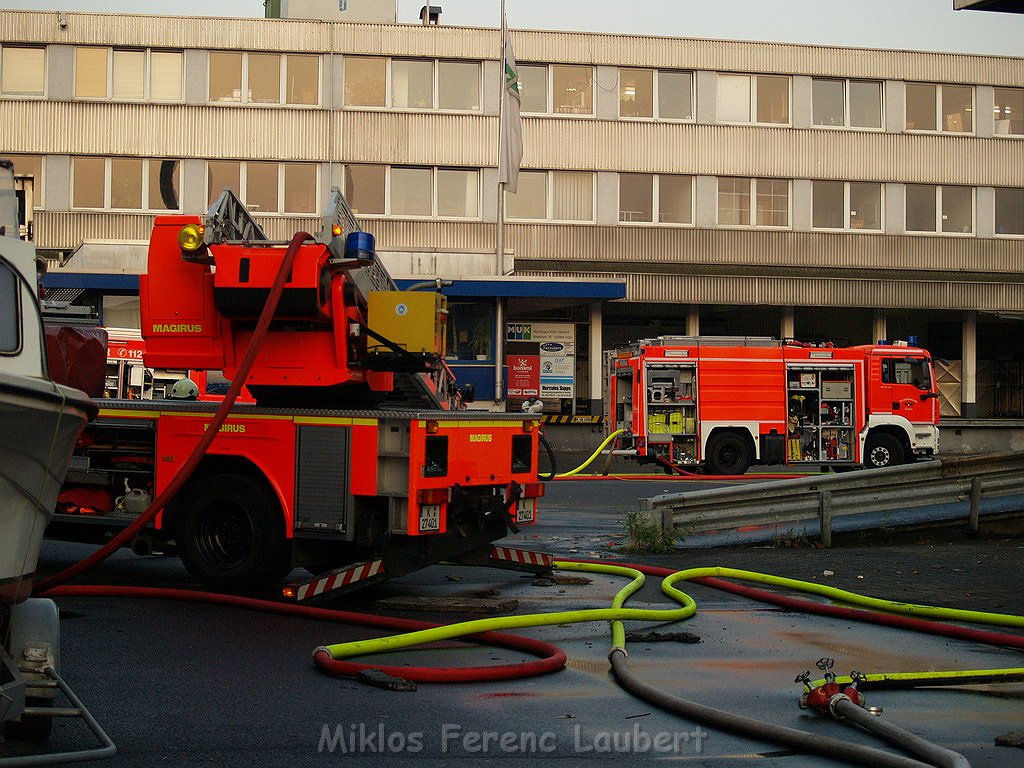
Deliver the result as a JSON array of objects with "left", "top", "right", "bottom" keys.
[{"left": 498, "top": 25, "right": 523, "bottom": 194}]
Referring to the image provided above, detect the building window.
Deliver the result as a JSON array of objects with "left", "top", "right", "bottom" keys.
[
  {"left": 344, "top": 56, "right": 386, "bottom": 107},
  {"left": 73, "top": 157, "right": 181, "bottom": 211},
  {"left": 344, "top": 165, "right": 480, "bottom": 219},
  {"left": 206, "top": 161, "right": 319, "bottom": 213},
  {"left": 436, "top": 168, "right": 479, "bottom": 218},
  {"left": 717, "top": 177, "right": 790, "bottom": 227},
  {"left": 812, "top": 181, "right": 882, "bottom": 230},
  {"left": 995, "top": 188, "right": 1024, "bottom": 236},
  {"left": 438, "top": 60, "right": 480, "bottom": 111},
  {"left": 209, "top": 51, "right": 319, "bottom": 106},
  {"left": 0, "top": 46, "right": 44, "bottom": 96},
  {"left": 812, "top": 78, "right": 882, "bottom": 129},
  {"left": 391, "top": 59, "right": 433, "bottom": 109},
  {"left": 0, "top": 154, "right": 43, "bottom": 207},
  {"left": 906, "top": 82, "right": 973, "bottom": 133},
  {"left": 506, "top": 170, "right": 594, "bottom": 221},
  {"left": 905, "top": 184, "right": 973, "bottom": 234},
  {"left": 74, "top": 47, "right": 183, "bottom": 101},
  {"left": 994, "top": 87, "right": 1023, "bottom": 136},
  {"left": 552, "top": 65, "right": 593, "bottom": 115},
  {"left": 506, "top": 170, "right": 547, "bottom": 219},
  {"left": 518, "top": 64, "right": 548, "bottom": 113},
  {"left": 345, "top": 164, "right": 386, "bottom": 214},
  {"left": 345, "top": 56, "right": 480, "bottom": 112},
  {"left": 619, "top": 173, "right": 693, "bottom": 224},
  {"left": 619, "top": 68, "right": 693, "bottom": 120},
  {"left": 717, "top": 73, "right": 790, "bottom": 125}
]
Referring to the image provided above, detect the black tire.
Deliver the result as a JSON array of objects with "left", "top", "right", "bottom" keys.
[
  {"left": 176, "top": 473, "right": 291, "bottom": 591},
  {"left": 863, "top": 433, "right": 904, "bottom": 469},
  {"left": 705, "top": 432, "right": 752, "bottom": 475},
  {"left": 4, "top": 697, "right": 53, "bottom": 743}
]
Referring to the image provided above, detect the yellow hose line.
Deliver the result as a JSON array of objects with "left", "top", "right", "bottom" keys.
[
  {"left": 683, "top": 566, "right": 1024, "bottom": 628},
  {"left": 321, "top": 561, "right": 694, "bottom": 660},
  {"left": 811, "top": 668, "right": 1024, "bottom": 689},
  {"left": 554, "top": 429, "right": 625, "bottom": 478},
  {"left": 320, "top": 561, "right": 1024, "bottom": 688}
]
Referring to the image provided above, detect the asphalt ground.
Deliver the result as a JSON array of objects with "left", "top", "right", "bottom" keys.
[{"left": 5, "top": 476, "right": 1024, "bottom": 767}]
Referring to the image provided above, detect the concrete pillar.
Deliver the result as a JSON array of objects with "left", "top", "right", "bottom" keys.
[
  {"left": 780, "top": 306, "right": 795, "bottom": 339},
  {"left": 872, "top": 310, "right": 887, "bottom": 345},
  {"left": 686, "top": 305, "right": 700, "bottom": 336},
  {"left": 589, "top": 302, "right": 603, "bottom": 415},
  {"left": 962, "top": 311, "right": 977, "bottom": 418}
]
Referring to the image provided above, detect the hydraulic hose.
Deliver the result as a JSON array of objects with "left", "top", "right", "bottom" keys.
[
  {"left": 830, "top": 696, "right": 969, "bottom": 768},
  {"left": 608, "top": 650, "right": 937, "bottom": 768},
  {"left": 34, "top": 231, "right": 311, "bottom": 595}
]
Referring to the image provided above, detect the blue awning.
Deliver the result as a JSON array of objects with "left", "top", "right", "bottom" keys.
[{"left": 395, "top": 277, "right": 625, "bottom": 300}]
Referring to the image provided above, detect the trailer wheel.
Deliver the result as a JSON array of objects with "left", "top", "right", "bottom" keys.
[
  {"left": 705, "top": 432, "right": 752, "bottom": 475},
  {"left": 863, "top": 433, "right": 904, "bottom": 469},
  {"left": 176, "top": 473, "right": 291, "bottom": 591}
]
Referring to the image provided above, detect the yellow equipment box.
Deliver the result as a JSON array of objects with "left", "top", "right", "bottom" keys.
[{"left": 367, "top": 291, "right": 446, "bottom": 355}]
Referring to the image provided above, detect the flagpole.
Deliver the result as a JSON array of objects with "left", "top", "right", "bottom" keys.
[
  {"left": 497, "top": 0, "right": 507, "bottom": 278},
  {"left": 494, "top": 0, "right": 507, "bottom": 403}
]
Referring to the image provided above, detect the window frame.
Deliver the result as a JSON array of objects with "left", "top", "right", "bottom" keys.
[
  {"left": 993, "top": 86, "right": 1024, "bottom": 137},
  {"left": 515, "top": 63, "right": 596, "bottom": 117},
  {"left": 505, "top": 170, "right": 596, "bottom": 223},
  {"left": 72, "top": 156, "right": 182, "bottom": 212},
  {"left": 205, "top": 160, "right": 321, "bottom": 214},
  {"left": 617, "top": 67, "right": 695, "bottom": 122},
  {"left": 618, "top": 173, "right": 694, "bottom": 226},
  {"left": 0, "top": 45, "right": 46, "bottom": 98},
  {"left": 716, "top": 176, "right": 791, "bottom": 229},
  {"left": 811, "top": 180, "right": 884, "bottom": 231},
  {"left": 811, "top": 77, "right": 884, "bottom": 130},
  {"left": 716, "top": 73, "right": 792, "bottom": 126},
  {"left": 208, "top": 51, "right": 321, "bottom": 107},
  {"left": 904, "top": 82, "right": 975, "bottom": 135},
  {"left": 342, "top": 164, "right": 482, "bottom": 220},
  {"left": 344, "top": 56, "right": 481, "bottom": 113},
  {"left": 994, "top": 187, "right": 1024, "bottom": 237},
  {"left": 73, "top": 46, "right": 184, "bottom": 102},
  {"left": 904, "top": 184, "right": 976, "bottom": 235}
]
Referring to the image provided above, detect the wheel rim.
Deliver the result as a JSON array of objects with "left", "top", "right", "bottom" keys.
[
  {"left": 194, "top": 504, "right": 254, "bottom": 570},
  {"left": 719, "top": 445, "right": 740, "bottom": 467},
  {"left": 869, "top": 446, "right": 890, "bottom": 467}
]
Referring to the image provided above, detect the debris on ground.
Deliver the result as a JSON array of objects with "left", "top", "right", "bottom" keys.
[
  {"left": 357, "top": 669, "right": 417, "bottom": 692},
  {"left": 624, "top": 631, "right": 701, "bottom": 644},
  {"left": 995, "top": 731, "right": 1024, "bottom": 749}
]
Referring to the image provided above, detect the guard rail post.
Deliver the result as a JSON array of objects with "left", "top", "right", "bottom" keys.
[{"left": 819, "top": 489, "right": 833, "bottom": 547}]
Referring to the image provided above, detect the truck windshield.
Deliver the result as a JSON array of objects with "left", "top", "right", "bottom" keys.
[{"left": 882, "top": 357, "right": 932, "bottom": 390}]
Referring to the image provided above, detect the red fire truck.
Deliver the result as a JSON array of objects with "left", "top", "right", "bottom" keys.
[
  {"left": 606, "top": 336, "right": 940, "bottom": 475},
  {"left": 50, "top": 189, "right": 543, "bottom": 597}
]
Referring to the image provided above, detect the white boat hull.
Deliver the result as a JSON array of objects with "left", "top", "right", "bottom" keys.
[{"left": 0, "top": 373, "right": 93, "bottom": 604}]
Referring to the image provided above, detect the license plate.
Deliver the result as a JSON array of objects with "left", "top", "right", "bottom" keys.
[
  {"left": 419, "top": 504, "right": 441, "bottom": 532},
  {"left": 515, "top": 499, "right": 535, "bottom": 524}
]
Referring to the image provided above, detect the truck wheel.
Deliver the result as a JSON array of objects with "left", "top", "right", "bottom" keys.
[
  {"left": 863, "top": 433, "right": 904, "bottom": 469},
  {"left": 705, "top": 432, "right": 752, "bottom": 475},
  {"left": 176, "top": 473, "right": 290, "bottom": 591}
]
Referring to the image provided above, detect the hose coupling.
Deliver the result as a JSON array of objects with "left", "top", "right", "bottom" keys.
[{"left": 608, "top": 647, "right": 628, "bottom": 661}]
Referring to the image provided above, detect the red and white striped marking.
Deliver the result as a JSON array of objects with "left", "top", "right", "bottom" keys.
[
  {"left": 293, "top": 559, "right": 384, "bottom": 601},
  {"left": 489, "top": 546, "right": 553, "bottom": 568}
]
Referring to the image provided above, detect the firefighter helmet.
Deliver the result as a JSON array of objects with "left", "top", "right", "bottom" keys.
[{"left": 168, "top": 378, "right": 199, "bottom": 400}]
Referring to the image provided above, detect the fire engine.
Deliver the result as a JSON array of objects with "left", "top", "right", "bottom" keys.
[
  {"left": 49, "top": 189, "right": 543, "bottom": 596},
  {"left": 606, "top": 336, "right": 940, "bottom": 475}
]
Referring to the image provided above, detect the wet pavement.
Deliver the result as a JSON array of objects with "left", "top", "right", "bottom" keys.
[{"left": 8, "top": 477, "right": 1024, "bottom": 767}]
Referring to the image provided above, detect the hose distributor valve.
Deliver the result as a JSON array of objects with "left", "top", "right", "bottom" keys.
[{"left": 796, "top": 658, "right": 866, "bottom": 716}]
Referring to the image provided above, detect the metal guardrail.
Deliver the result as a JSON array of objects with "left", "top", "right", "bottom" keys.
[{"left": 640, "top": 452, "right": 1024, "bottom": 548}]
